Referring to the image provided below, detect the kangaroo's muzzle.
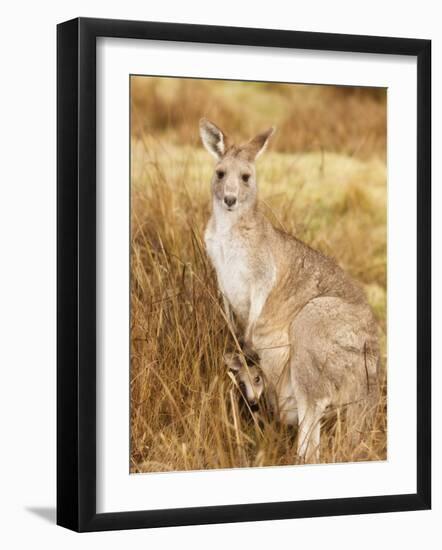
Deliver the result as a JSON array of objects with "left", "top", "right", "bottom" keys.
[{"left": 224, "top": 195, "right": 237, "bottom": 208}]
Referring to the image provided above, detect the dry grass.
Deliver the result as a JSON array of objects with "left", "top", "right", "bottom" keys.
[{"left": 130, "top": 77, "right": 387, "bottom": 473}]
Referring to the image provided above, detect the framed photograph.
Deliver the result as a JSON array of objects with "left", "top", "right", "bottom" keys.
[{"left": 57, "top": 17, "right": 431, "bottom": 532}]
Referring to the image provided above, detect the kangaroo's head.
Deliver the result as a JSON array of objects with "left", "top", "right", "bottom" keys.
[
  {"left": 224, "top": 352, "right": 265, "bottom": 410},
  {"left": 199, "top": 119, "right": 275, "bottom": 214}
]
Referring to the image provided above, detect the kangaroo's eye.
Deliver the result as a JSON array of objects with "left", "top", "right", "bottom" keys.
[
  {"left": 239, "top": 381, "right": 246, "bottom": 391},
  {"left": 254, "top": 376, "right": 261, "bottom": 384},
  {"left": 216, "top": 170, "right": 225, "bottom": 179},
  {"left": 242, "top": 174, "right": 250, "bottom": 184}
]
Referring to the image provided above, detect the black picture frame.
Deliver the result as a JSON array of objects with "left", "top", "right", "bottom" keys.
[{"left": 57, "top": 17, "right": 431, "bottom": 532}]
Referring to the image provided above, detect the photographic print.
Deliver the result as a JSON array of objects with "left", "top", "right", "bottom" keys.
[
  {"left": 57, "top": 18, "right": 431, "bottom": 531},
  {"left": 130, "top": 76, "right": 387, "bottom": 473}
]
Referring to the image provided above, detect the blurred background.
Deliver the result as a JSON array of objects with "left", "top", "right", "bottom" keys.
[
  {"left": 131, "top": 77, "right": 386, "bottom": 159},
  {"left": 130, "top": 76, "right": 387, "bottom": 473}
]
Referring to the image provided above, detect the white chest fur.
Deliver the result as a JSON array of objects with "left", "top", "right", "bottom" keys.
[
  {"left": 204, "top": 210, "right": 276, "bottom": 327},
  {"left": 205, "top": 223, "right": 252, "bottom": 322}
]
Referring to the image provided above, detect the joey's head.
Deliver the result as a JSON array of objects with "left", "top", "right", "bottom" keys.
[
  {"left": 224, "top": 352, "right": 265, "bottom": 410},
  {"left": 199, "top": 119, "right": 275, "bottom": 215}
]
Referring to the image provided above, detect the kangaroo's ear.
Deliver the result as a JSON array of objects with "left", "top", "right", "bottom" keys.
[
  {"left": 199, "top": 118, "right": 228, "bottom": 160},
  {"left": 224, "top": 353, "right": 240, "bottom": 372},
  {"left": 244, "top": 126, "right": 275, "bottom": 161}
]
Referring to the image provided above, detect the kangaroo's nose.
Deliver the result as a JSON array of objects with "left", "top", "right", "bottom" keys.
[{"left": 224, "top": 195, "right": 237, "bottom": 207}]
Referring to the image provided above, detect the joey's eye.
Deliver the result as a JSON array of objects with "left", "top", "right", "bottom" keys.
[
  {"left": 239, "top": 381, "right": 246, "bottom": 392},
  {"left": 216, "top": 170, "right": 225, "bottom": 179},
  {"left": 242, "top": 174, "right": 250, "bottom": 184},
  {"left": 254, "top": 376, "right": 261, "bottom": 384}
]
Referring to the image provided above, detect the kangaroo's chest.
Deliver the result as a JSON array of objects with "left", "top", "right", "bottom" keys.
[{"left": 205, "top": 228, "right": 252, "bottom": 321}]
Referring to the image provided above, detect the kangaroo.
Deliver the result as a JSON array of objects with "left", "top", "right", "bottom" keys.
[
  {"left": 200, "top": 118, "right": 380, "bottom": 462},
  {"left": 224, "top": 351, "right": 265, "bottom": 411}
]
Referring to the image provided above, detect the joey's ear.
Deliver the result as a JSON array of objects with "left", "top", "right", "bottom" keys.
[
  {"left": 224, "top": 353, "right": 240, "bottom": 372},
  {"left": 199, "top": 118, "right": 228, "bottom": 160},
  {"left": 243, "top": 126, "right": 275, "bottom": 161}
]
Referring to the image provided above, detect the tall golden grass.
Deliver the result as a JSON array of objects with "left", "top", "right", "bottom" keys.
[{"left": 130, "top": 77, "right": 387, "bottom": 473}]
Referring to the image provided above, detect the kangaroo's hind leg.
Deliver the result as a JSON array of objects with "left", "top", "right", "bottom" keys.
[
  {"left": 295, "top": 390, "right": 328, "bottom": 463},
  {"left": 289, "top": 326, "right": 329, "bottom": 463}
]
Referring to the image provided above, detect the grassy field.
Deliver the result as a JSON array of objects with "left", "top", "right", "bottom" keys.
[{"left": 130, "top": 77, "right": 387, "bottom": 473}]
